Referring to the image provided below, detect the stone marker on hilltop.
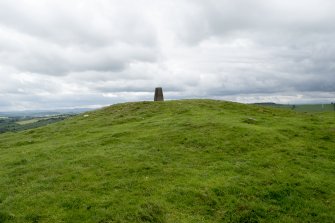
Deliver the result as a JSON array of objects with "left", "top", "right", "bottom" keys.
[{"left": 154, "top": 87, "right": 164, "bottom": 101}]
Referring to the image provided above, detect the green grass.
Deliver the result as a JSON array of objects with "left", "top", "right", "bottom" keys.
[{"left": 0, "top": 99, "right": 334, "bottom": 222}]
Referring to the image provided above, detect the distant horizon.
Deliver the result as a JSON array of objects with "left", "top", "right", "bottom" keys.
[{"left": 0, "top": 98, "right": 334, "bottom": 113}]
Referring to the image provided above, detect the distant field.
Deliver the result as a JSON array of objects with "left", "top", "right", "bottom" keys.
[
  {"left": 16, "top": 118, "right": 42, "bottom": 125},
  {"left": 293, "top": 104, "right": 334, "bottom": 112},
  {"left": 0, "top": 115, "right": 72, "bottom": 134},
  {"left": 258, "top": 103, "right": 335, "bottom": 112}
]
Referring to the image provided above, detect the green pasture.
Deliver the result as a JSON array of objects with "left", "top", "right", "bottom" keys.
[
  {"left": 0, "top": 100, "right": 334, "bottom": 222},
  {"left": 16, "top": 118, "right": 42, "bottom": 125}
]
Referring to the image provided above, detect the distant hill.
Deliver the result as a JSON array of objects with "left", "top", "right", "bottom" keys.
[
  {"left": 0, "top": 108, "right": 94, "bottom": 134},
  {"left": 0, "top": 100, "right": 334, "bottom": 222},
  {"left": 252, "top": 102, "right": 277, "bottom": 105}
]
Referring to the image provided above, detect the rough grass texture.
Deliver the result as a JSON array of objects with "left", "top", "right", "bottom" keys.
[{"left": 0, "top": 99, "right": 334, "bottom": 223}]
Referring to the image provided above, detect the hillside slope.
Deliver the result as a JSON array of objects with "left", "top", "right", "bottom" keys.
[{"left": 0, "top": 100, "right": 334, "bottom": 223}]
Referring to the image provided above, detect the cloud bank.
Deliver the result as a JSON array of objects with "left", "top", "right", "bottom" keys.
[{"left": 0, "top": 0, "right": 334, "bottom": 110}]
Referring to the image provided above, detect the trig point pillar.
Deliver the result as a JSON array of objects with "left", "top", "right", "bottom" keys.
[{"left": 154, "top": 87, "right": 164, "bottom": 101}]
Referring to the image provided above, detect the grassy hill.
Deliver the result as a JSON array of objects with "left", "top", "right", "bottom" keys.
[{"left": 0, "top": 100, "right": 334, "bottom": 223}]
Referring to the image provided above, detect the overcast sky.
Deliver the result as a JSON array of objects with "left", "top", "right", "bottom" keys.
[{"left": 0, "top": 0, "right": 334, "bottom": 111}]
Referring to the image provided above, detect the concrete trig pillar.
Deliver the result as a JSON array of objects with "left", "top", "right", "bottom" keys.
[{"left": 154, "top": 87, "right": 164, "bottom": 101}]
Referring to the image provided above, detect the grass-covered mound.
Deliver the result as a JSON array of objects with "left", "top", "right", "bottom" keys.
[{"left": 0, "top": 99, "right": 334, "bottom": 223}]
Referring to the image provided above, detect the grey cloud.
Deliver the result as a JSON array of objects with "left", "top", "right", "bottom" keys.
[
  {"left": 0, "top": 0, "right": 334, "bottom": 111},
  {"left": 168, "top": 0, "right": 335, "bottom": 96},
  {"left": 0, "top": 1, "right": 158, "bottom": 47},
  {"left": 173, "top": 0, "right": 335, "bottom": 44},
  {"left": 0, "top": 1, "right": 159, "bottom": 76},
  {"left": 0, "top": 34, "right": 158, "bottom": 75},
  {"left": 92, "top": 82, "right": 184, "bottom": 94}
]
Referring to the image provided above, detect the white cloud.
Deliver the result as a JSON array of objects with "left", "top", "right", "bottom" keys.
[{"left": 0, "top": 0, "right": 334, "bottom": 110}]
